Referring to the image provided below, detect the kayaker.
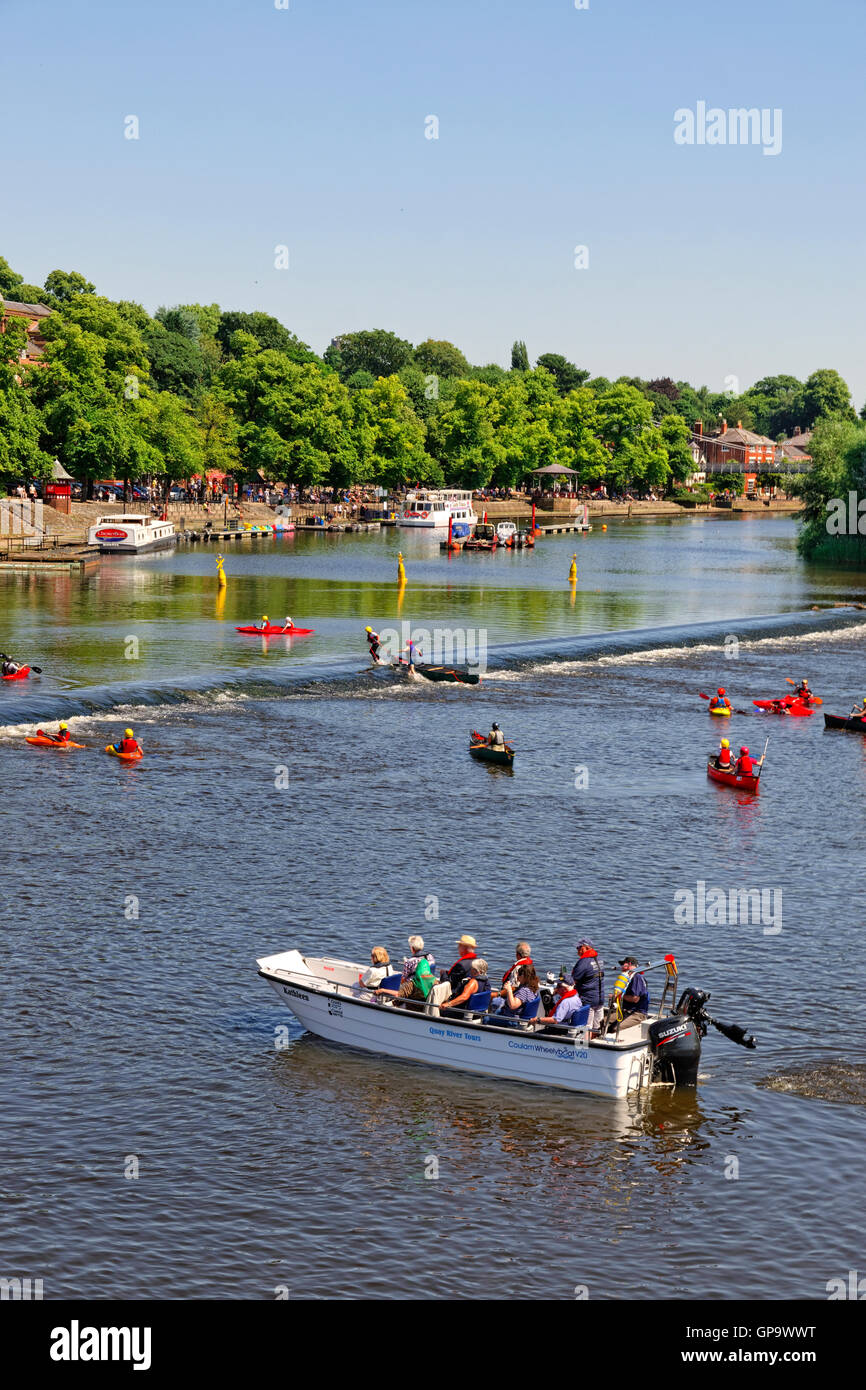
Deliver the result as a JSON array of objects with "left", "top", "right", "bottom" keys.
[
  {"left": 606, "top": 956, "right": 649, "bottom": 1033},
  {"left": 404, "top": 638, "right": 421, "bottom": 671},
  {"left": 849, "top": 697, "right": 866, "bottom": 718},
  {"left": 257, "top": 614, "right": 270, "bottom": 631},
  {"left": 570, "top": 938, "right": 606, "bottom": 1033},
  {"left": 37, "top": 721, "right": 71, "bottom": 745},
  {"left": 441, "top": 934, "right": 478, "bottom": 997},
  {"left": 488, "top": 722, "right": 505, "bottom": 748},
  {"left": 1, "top": 654, "right": 21, "bottom": 676},
  {"left": 539, "top": 977, "right": 584, "bottom": 1029},
  {"left": 111, "top": 728, "right": 141, "bottom": 756},
  {"left": 795, "top": 678, "right": 812, "bottom": 700},
  {"left": 365, "top": 626, "right": 381, "bottom": 662},
  {"left": 441, "top": 959, "right": 490, "bottom": 1012},
  {"left": 282, "top": 616, "right": 294, "bottom": 632},
  {"left": 735, "top": 744, "right": 763, "bottom": 778},
  {"left": 713, "top": 737, "right": 732, "bottom": 770},
  {"left": 714, "top": 687, "right": 731, "bottom": 712}
]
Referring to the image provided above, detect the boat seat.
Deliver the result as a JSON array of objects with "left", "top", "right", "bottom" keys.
[{"left": 379, "top": 974, "right": 402, "bottom": 993}]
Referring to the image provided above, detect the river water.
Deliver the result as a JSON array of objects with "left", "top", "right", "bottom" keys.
[{"left": 1, "top": 514, "right": 864, "bottom": 1300}]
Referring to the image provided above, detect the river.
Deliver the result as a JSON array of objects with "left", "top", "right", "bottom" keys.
[{"left": 1, "top": 513, "right": 864, "bottom": 1299}]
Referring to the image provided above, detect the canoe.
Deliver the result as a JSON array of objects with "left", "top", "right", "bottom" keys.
[
  {"left": 413, "top": 663, "right": 480, "bottom": 685},
  {"left": 707, "top": 760, "right": 760, "bottom": 794},
  {"left": 753, "top": 699, "right": 811, "bottom": 717},
  {"left": 235, "top": 625, "right": 313, "bottom": 636},
  {"left": 709, "top": 705, "right": 731, "bottom": 716},
  {"left": 2, "top": 666, "right": 30, "bottom": 681},
  {"left": 105, "top": 744, "right": 143, "bottom": 761},
  {"left": 469, "top": 731, "right": 514, "bottom": 766},
  {"left": 26, "top": 735, "right": 86, "bottom": 749},
  {"left": 824, "top": 713, "right": 866, "bottom": 733}
]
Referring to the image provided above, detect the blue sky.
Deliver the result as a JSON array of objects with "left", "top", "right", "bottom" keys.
[{"left": 2, "top": 0, "right": 864, "bottom": 408}]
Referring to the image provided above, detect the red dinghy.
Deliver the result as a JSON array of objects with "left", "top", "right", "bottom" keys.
[
  {"left": 707, "top": 761, "right": 761, "bottom": 794},
  {"left": 235, "top": 625, "right": 314, "bottom": 636},
  {"left": 2, "top": 665, "right": 31, "bottom": 681},
  {"left": 753, "top": 698, "right": 812, "bottom": 717}
]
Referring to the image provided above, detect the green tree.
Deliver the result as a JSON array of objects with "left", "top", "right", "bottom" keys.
[
  {"left": 413, "top": 338, "right": 469, "bottom": 379},
  {"left": 511, "top": 340, "right": 529, "bottom": 372},
  {"left": 0, "top": 256, "right": 24, "bottom": 297},
  {"left": 553, "top": 387, "right": 610, "bottom": 482},
  {"left": 801, "top": 369, "right": 856, "bottom": 427},
  {"left": 428, "top": 378, "right": 504, "bottom": 488},
  {"left": 146, "top": 325, "right": 207, "bottom": 399},
  {"left": 333, "top": 329, "right": 413, "bottom": 380},
  {"left": 536, "top": 353, "right": 590, "bottom": 395},
  {"left": 197, "top": 392, "right": 239, "bottom": 479},
  {"left": 138, "top": 392, "right": 203, "bottom": 483},
  {"left": 43, "top": 268, "right": 96, "bottom": 302},
  {"left": 217, "top": 311, "right": 317, "bottom": 363},
  {"left": 352, "top": 376, "right": 437, "bottom": 489},
  {"left": 659, "top": 413, "right": 693, "bottom": 482},
  {"left": 0, "top": 355, "right": 52, "bottom": 486},
  {"left": 155, "top": 306, "right": 201, "bottom": 340},
  {"left": 798, "top": 417, "right": 866, "bottom": 560}
]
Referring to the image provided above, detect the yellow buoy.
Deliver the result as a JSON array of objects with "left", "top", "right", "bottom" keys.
[
  {"left": 397, "top": 551, "right": 406, "bottom": 585},
  {"left": 601, "top": 523, "right": 607, "bottom": 531},
  {"left": 568, "top": 553, "right": 577, "bottom": 583},
  {"left": 215, "top": 554, "right": 227, "bottom": 588}
]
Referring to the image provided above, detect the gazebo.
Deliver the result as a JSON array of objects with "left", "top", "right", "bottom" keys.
[
  {"left": 45, "top": 459, "right": 73, "bottom": 514},
  {"left": 527, "top": 463, "right": 583, "bottom": 519}
]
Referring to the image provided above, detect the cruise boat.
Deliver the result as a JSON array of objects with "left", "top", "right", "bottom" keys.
[
  {"left": 397, "top": 489, "right": 476, "bottom": 536},
  {"left": 87, "top": 514, "right": 177, "bottom": 554},
  {"left": 256, "top": 949, "right": 756, "bottom": 1100}
]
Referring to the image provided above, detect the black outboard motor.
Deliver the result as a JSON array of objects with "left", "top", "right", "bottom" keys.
[{"left": 648, "top": 986, "right": 757, "bottom": 1086}]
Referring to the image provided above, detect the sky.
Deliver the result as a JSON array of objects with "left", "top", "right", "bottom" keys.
[{"left": 2, "top": 0, "right": 864, "bottom": 408}]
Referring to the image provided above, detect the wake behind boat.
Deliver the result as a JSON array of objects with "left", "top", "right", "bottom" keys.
[{"left": 257, "top": 950, "right": 756, "bottom": 1100}]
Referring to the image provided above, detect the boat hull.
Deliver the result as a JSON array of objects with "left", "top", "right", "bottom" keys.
[
  {"left": 2, "top": 666, "right": 30, "bottom": 681},
  {"left": 706, "top": 761, "right": 760, "bottom": 794},
  {"left": 258, "top": 952, "right": 651, "bottom": 1099},
  {"left": 413, "top": 663, "right": 480, "bottom": 685},
  {"left": 469, "top": 733, "right": 514, "bottom": 766},
  {"left": 235, "top": 625, "right": 314, "bottom": 636},
  {"left": 824, "top": 713, "right": 866, "bottom": 733},
  {"left": 753, "top": 699, "right": 811, "bottom": 716}
]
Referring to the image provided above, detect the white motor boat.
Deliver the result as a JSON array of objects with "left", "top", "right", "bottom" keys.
[
  {"left": 87, "top": 514, "right": 176, "bottom": 553},
  {"left": 256, "top": 949, "right": 755, "bottom": 1100},
  {"left": 397, "top": 489, "right": 476, "bottom": 536},
  {"left": 496, "top": 520, "right": 518, "bottom": 545}
]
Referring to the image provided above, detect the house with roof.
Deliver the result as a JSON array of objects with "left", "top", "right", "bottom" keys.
[
  {"left": 776, "top": 426, "right": 813, "bottom": 469},
  {"left": 0, "top": 297, "right": 52, "bottom": 364},
  {"left": 690, "top": 419, "right": 801, "bottom": 493}
]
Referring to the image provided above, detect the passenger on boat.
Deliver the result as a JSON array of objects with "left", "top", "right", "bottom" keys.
[
  {"left": 441, "top": 935, "right": 478, "bottom": 996},
  {"left": 497, "top": 941, "right": 533, "bottom": 993},
  {"left": 1, "top": 654, "right": 21, "bottom": 676},
  {"left": 283, "top": 617, "right": 294, "bottom": 631},
  {"left": 712, "top": 738, "right": 732, "bottom": 770},
  {"left": 849, "top": 696, "right": 866, "bottom": 718},
  {"left": 497, "top": 964, "right": 541, "bottom": 1020},
  {"left": 110, "top": 728, "right": 141, "bottom": 755},
  {"left": 606, "top": 956, "right": 649, "bottom": 1033},
  {"left": 38, "top": 721, "right": 71, "bottom": 744},
  {"left": 359, "top": 947, "right": 391, "bottom": 989},
  {"left": 365, "top": 626, "right": 381, "bottom": 661},
  {"left": 488, "top": 723, "right": 505, "bottom": 748},
  {"left": 735, "top": 745, "right": 764, "bottom": 777},
  {"left": 570, "top": 938, "right": 605, "bottom": 1033},
  {"left": 714, "top": 687, "right": 731, "bottom": 711},
  {"left": 258, "top": 615, "right": 270, "bottom": 631},
  {"left": 441, "top": 959, "right": 489, "bottom": 1012},
  {"left": 539, "top": 977, "right": 584, "bottom": 1028},
  {"left": 378, "top": 934, "right": 437, "bottom": 1002}
]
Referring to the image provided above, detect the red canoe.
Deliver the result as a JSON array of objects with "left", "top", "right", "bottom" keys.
[
  {"left": 707, "top": 761, "right": 761, "bottom": 794},
  {"left": 753, "top": 699, "right": 812, "bottom": 717},
  {"left": 2, "top": 665, "right": 30, "bottom": 681},
  {"left": 235, "top": 625, "right": 314, "bottom": 636}
]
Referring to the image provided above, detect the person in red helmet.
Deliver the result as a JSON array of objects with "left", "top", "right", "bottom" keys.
[
  {"left": 735, "top": 744, "right": 764, "bottom": 778},
  {"left": 714, "top": 687, "right": 732, "bottom": 712}
]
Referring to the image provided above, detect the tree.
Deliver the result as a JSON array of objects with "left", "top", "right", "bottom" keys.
[
  {"left": 351, "top": 377, "right": 437, "bottom": 489},
  {"left": 798, "top": 417, "right": 866, "bottom": 560},
  {"left": 0, "top": 256, "right": 23, "bottom": 297},
  {"left": 155, "top": 306, "right": 201, "bottom": 341},
  {"left": 659, "top": 414, "right": 693, "bottom": 482},
  {"left": 413, "top": 339, "right": 469, "bottom": 380},
  {"left": 333, "top": 329, "right": 413, "bottom": 380},
  {"left": 536, "top": 353, "right": 590, "bottom": 395},
  {"left": 138, "top": 392, "right": 203, "bottom": 483},
  {"left": 511, "top": 340, "right": 529, "bottom": 372},
  {"left": 216, "top": 310, "right": 317, "bottom": 363},
  {"left": 197, "top": 392, "right": 239, "bottom": 479},
  {"left": 709, "top": 471, "right": 746, "bottom": 495},
  {"left": 428, "top": 379, "right": 504, "bottom": 488},
  {"left": 0, "top": 357, "right": 52, "bottom": 486},
  {"left": 43, "top": 268, "right": 95, "bottom": 302},
  {"left": 801, "top": 369, "right": 856, "bottom": 428},
  {"left": 647, "top": 377, "right": 680, "bottom": 401},
  {"left": 146, "top": 326, "right": 207, "bottom": 399}
]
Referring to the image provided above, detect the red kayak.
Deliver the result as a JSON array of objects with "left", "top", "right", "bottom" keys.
[
  {"left": 753, "top": 698, "right": 811, "bottom": 717},
  {"left": 2, "top": 665, "right": 30, "bottom": 681},
  {"left": 235, "top": 625, "right": 314, "bottom": 636},
  {"left": 707, "top": 760, "right": 761, "bottom": 794}
]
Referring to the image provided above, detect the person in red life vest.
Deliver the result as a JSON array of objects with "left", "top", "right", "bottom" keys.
[
  {"left": 570, "top": 938, "right": 606, "bottom": 1033},
  {"left": 539, "top": 976, "right": 584, "bottom": 1028},
  {"left": 795, "top": 678, "right": 812, "bottom": 700},
  {"left": 365, "top": 626, "right": 381, "bottom": 662},
  {"left": 735, "top": 745, "right": 764, "bottom": 778},
  {"left": 441, "top": 934, "right": 478, "bottom": 998},
  {"left": 715, "top": 737, "right": 732, "bottom": 769},
  {"left": 36, "top": 721, "right": 71, "bottom": 744},
  {"left": 714, "top": 687, "right": 731, "bottom": 711},
  {"left": 112, "top": 727, "right": 142, "bottom": 756},
  {"left": 489, "top": 941, "right": 533, "bottom": 1010}
]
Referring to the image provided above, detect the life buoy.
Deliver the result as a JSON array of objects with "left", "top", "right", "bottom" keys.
[{"left": 420, "top": 510, "right": 429, "bottom": 518}]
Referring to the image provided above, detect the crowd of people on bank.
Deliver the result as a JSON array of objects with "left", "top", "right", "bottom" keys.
[{"left": 355, "top": 934, "right": 651, "bottom": 1038}]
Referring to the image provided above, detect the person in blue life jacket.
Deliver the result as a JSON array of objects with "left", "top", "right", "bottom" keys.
[{"left": 606, "top": 955, "right": 649, "bottom": 1033}]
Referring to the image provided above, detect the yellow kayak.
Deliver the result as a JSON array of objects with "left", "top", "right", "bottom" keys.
[{"left": 709, "top": 706, "right": 732, "bottom": 716}]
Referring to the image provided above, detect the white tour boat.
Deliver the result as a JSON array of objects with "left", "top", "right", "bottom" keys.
[
  {"left": 397, "top": 489, "right": 477, "bottom": 537},
  {"left": 87, "top": 514, "right": 177, "bottom": 553},
  {"left": 256, "top": 949, "right": 756, "bottom": 1100}
]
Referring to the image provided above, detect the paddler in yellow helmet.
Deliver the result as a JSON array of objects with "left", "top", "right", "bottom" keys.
[
  {"left": 111, "top": 728, "right": 142, "bottom": 756},
  {"left": 257, "top": 614, "right": 270, "bottom": 632},
  {"left": 365, "top": 625, "right": 381, "bottom": 662},
  {"left": 715, "top": 737, "right": 732, "bottom": 770},
  {"left": 37, "top": 720, "right": 71, "bottom": 745}
]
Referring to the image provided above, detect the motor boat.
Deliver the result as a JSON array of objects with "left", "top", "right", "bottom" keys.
[
  {"left": 397, "top": 489, "right": 477, "bottom": 536},
  {"left": 496, "top": 520, "right": 518, "bottom": 546},
  {"left": 256, "top": 950, "right": 756, "bottom": 1100},
  {"left": 87, "top": 514, "right": 176, "bottom": 553}
]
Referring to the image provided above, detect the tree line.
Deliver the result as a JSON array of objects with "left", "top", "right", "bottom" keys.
[{"left": 1, "top": 254, "right": 862, "bottom": 498}]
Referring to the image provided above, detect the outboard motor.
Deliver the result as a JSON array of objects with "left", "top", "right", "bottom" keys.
[{"left": 648, "top": 987, "right": 757, "bottom": 1086}]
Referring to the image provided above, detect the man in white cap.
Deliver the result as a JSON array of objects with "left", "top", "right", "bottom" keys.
[{"left": 442, "top": 934, "right": 478, "bottom": 998}]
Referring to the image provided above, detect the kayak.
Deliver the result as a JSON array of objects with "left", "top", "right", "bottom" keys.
[
  {"left": 405, "top": 661, "right": 480, "bottom": 686},
  {"left": 824, "top": 713, "right": 866, "bottom": 733},
  {"left": 469, "top": 730, "right": 514, "bottom": 766},
  {"left": 26, "top": 735, "right": 86, "bottom": 749},
  {"left": 2, "top": 666, "right": 30, "bottom": 681},
  {"left": 707, "top": 760, "right": 760, "bottom": 795},
  {"left": 709, "top": 705, "right": 731, "bottom": 716},
  {"left": 753, "top": 699, "right": 812, "bottom": 717},
  {"left": 235, "top": 625, "right": 314, "bottom": 636},
  {"left": 105, "top": 744, "right": 143, "bottom": 761}
]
